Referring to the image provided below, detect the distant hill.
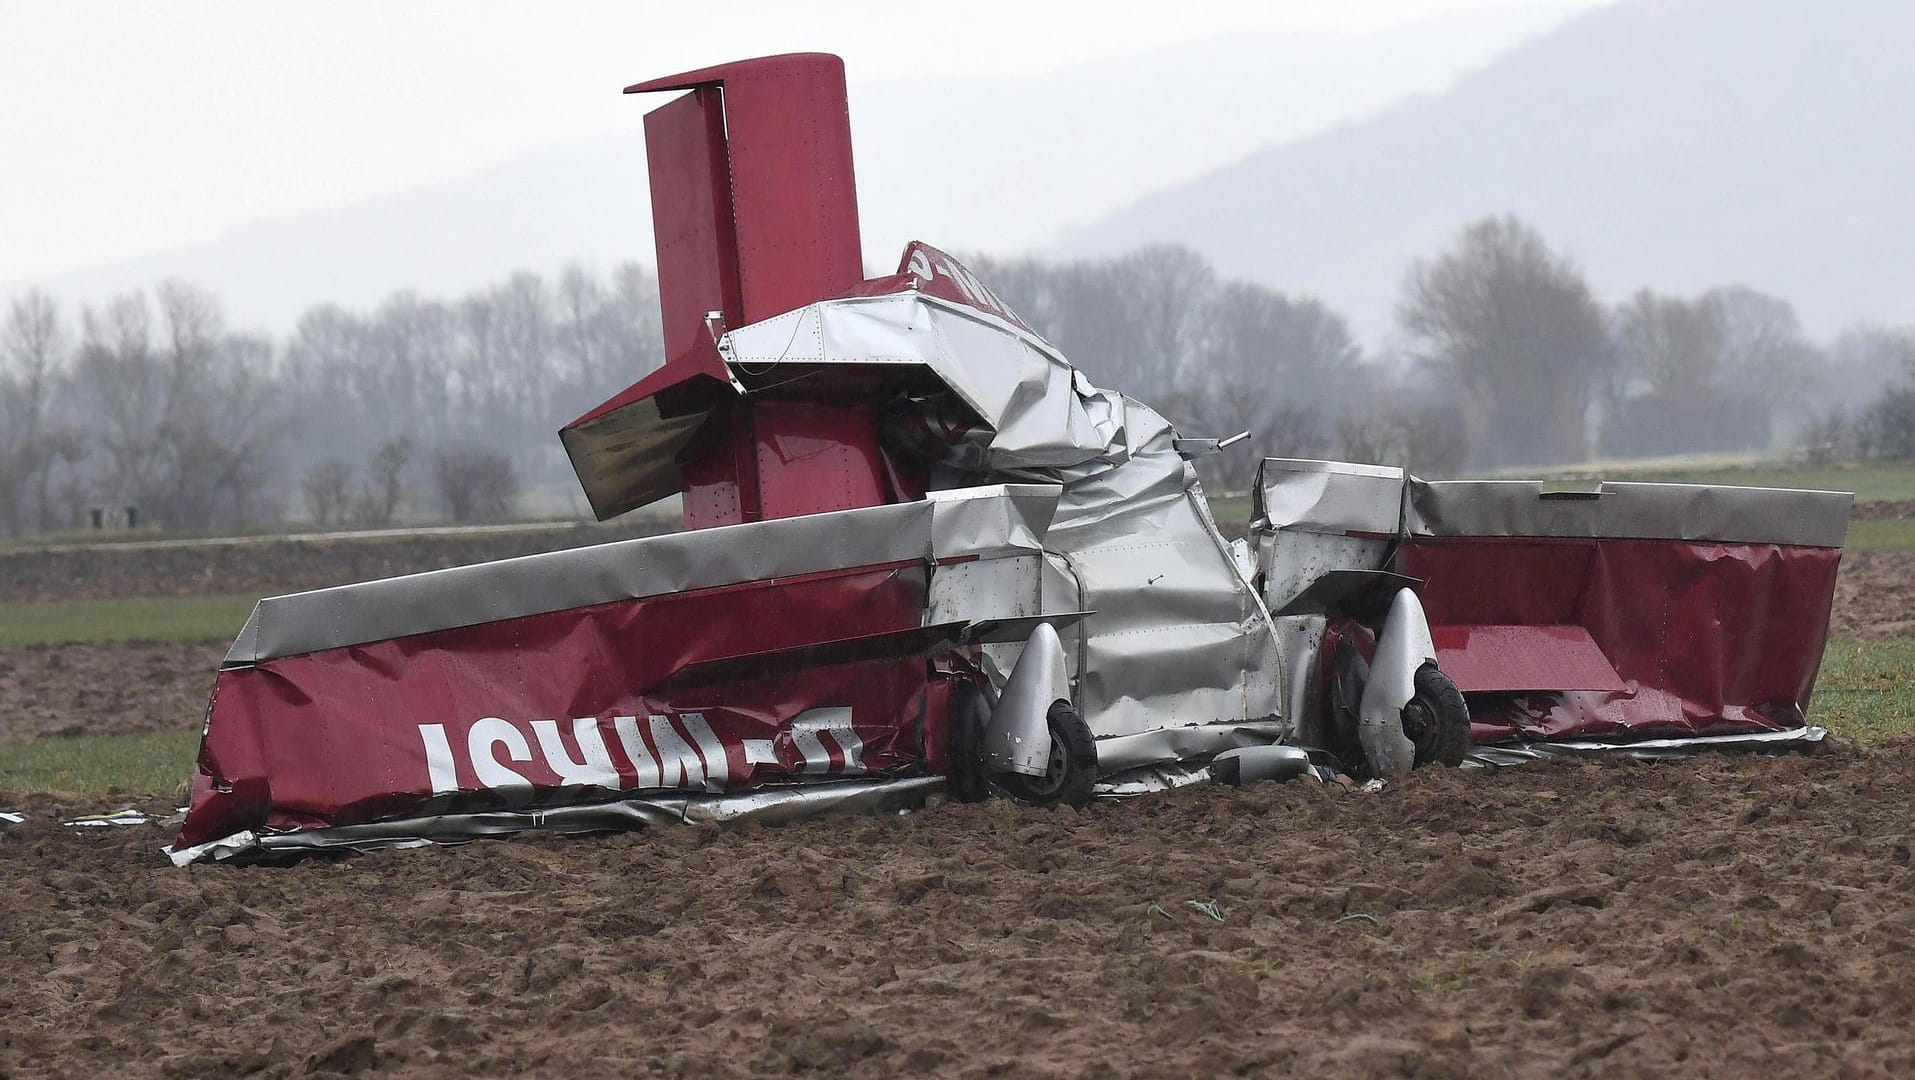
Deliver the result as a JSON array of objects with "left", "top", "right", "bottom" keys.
[
  {"left": 1063, "top": 0, "right": 1915, "bottom": 345},
  {"left": 0, "top": 4, "right": 1581, "bottom": 334}
]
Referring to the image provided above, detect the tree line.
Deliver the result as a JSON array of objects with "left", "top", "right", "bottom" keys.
[
  {"left": 0, "top": 266, "right": 663, "bottom": 536},
  {"left": 1394, "top": 216, "right": 1915, "bottom": 469},
  {"left": 4, "top": 216, "right": 1912, "bottom": 538},
  {"left": 983, "top": 215, "right": 1913, "bottom": 483}
]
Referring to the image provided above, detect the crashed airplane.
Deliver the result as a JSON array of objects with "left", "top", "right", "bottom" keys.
[{"left": 169, "top": 54, "right": 1850, "bottom": 864}]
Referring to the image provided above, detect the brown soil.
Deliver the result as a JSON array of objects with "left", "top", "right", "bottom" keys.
[
  {"left": 1832, "top": 552, "right": 1915, "bottom": 639},
  {"left": 3, "top": 741, "right": 1912, "bottom": 1078},
  {"left": 0, "top": 521, "right": 673, "bottom": 604},
  {"left": 1850, "top": 500, "right": 1915, "bottom": 522},
  {"left": 0, "top": 644, "right": 225, "bottom": 741}
]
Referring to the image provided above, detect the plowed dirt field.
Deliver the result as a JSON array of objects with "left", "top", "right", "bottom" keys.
[
  {"left": 4, "top": 743, "right": 1913, "bottom": 1078},
  {"left": 3, "top": 520, "right": 1912, "bottom": 1078}
]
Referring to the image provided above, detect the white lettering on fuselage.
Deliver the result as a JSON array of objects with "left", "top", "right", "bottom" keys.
[{"left": 418, "top": 708, "right": 862, "bottom": 796}]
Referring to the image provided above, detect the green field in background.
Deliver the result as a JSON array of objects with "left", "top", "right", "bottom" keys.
[
  {"left": 0, "top": 593, "right": 257, "bottom": 647},
  {"left": 1212, "top": 460, "right": 1915, "bottom": 519},
  {"left": 0, "top": 730, "right": 199, "bottom": 796},
  {"left": 1847, "top": 518, "right": 1915, "bottom": 554},
  {"left": 1524, "top": 459, "right": 1915, "bottom": 503},
  {"left": 1809, "top": 637, "right": 1915, "bottom": 743},
  {"left": 1210, "top": 492, "right": 1908, "bottom": 550}
]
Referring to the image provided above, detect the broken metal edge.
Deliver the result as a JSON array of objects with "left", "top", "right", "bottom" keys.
[
  {"left": 164, "top": 728, "right": 1831, "bottom": 865},
  {"left": 165, "top": 776, "right": 945, "bottom": 866},
  {"left": 225, "top": 484, "right": 1062, "bottom": 666},
  {"left": 1254, "top": 457, "right": 1853, "bottom": 548},
  {"left": 1464, "top": 726, "right": 1829, "bottom": 766}
]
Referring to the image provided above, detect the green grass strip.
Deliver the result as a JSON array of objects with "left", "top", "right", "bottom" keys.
[
  {"left": 0, "top": 730, "right": 200, "bottom": 796},
  {"left": 1844, "top": 518, "right": 1915, "bottom": 554},
  {"left": 0, "top": 593, "right": 256, "bottom": 647},
  {"left": 1526, "top": 460, "right": 1915, "bottom": 503},
  {"left": 1812, "top": 636, "right": 1915, "bottom": 743}
]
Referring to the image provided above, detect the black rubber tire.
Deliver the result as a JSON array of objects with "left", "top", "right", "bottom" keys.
[
  {"left": 1405, "top": 663, "right": 1471, "bottom": 767},
  {"left": 945, "top": 681, "right": 991, "bottom": 803},
  {"left": 999, "top": 701, "right": 1098, "bottom": 809}
]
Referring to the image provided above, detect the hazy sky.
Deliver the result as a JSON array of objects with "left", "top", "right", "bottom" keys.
[{"left": 0, "top": 0, "right": 1611, "bottom": 287}]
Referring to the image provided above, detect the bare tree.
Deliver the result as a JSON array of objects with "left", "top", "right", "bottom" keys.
[
  {"left": 1399, "top": 216, "right": 1611, "bottom": 467},
  {"left": 72, "top": 283, "right": 284, "bottom": 530},
  {"left": 1707, "top": 285, "right": 1818, "bottom": 411},
  {"left": 1613, "top": 289, "right": 1725, "bottom": 398},
  {"left": 356, "top": 435, "right": 413, "bottom": 525},
  {"left": 75, "top": 292, "right": 166, "bottom": 513},
  {"left": 1331, "top": 402, "right": 1466, "bottom": 478},
  {"left": 972, "top": 245, "right": 1215, "bottom": 404},
  {"left": 302, "top": 460, "right": 354, "bottom": 526},
  {"left": 432, "top": 443, "right": 520, "bottom": 523},
  {"left": 0, "top": 290, "right": 70, "bottom": 534},
  {"left": 1185, "top": 282, "right": 1361, "bottom": 488}
]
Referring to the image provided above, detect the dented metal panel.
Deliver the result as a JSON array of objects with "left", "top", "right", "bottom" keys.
[
  {"left": 1410, "top": 479, "right": 1852, "bottom": 547},
  {"left": 1252, "top": 454, "right": 1849, "bottom": 750},
  {"left": 1255, "top": 458, "right": 1405, "bottom": 534},
  {"left": 1465, "top": 726, "right": 1828, "bottom": 766},
  {"left": 170, "top": 776, "right": 944, "bottom": 865},
  {"left": 226, "top": 485, "right": 1059, "bottom": 666},
  {"left": 722, "top": 289, "right": 1287, "bottom": 746}
]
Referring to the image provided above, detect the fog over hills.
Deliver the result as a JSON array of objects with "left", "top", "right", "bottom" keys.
[
  {"left": 2, "top": 5, "right": 1581, "bottom": 333},
  {"left": 1065, "top": 0, "right": 1915, "bottom": 346}
]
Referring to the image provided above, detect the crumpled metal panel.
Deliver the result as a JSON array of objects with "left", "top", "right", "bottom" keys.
[
  {"left": 168, "top": 776, "right": 943, "bottom": 865},
  {"left": 172, "top": 482, "right": 1066, "bottom": 861},
  {"left": 1404, "top": 538, "right": 1842, "bottom": 741},
  {"left": 926, "top": 484, "right": 1060, "bottom": 560},
  {"left": 721, "top": 291, "right": 1124, "bottom": 473},
  {"left": 1410, "top": 478, "right": 1851, "bottom": 548},
  {"left": 1255, "top": 458, "right": 1405, "bottom": 535},
  {"left": 1465, "top": 726, "right": 1827, "bottom": 766},
  {"left": 179, "top": 567, "right": 946, "bottom": 854},
  {"left": 226, "top": 484, "right": 1057, "bottom": 665},
  {"left": 1255, "top": 459, "right": 1853, "bottom": 549},
  {"left": 1092, "top": 720, "right": 1291, "bottom": 774},
  {"left": 722, "top": 288, "right": 1286, "bottom": 750},
  {"left": 1253, "top": 456, "right": 1848, "bottom": 749},
  {"left": 61, "top": 808, "right": 153, "bottom": 828}
]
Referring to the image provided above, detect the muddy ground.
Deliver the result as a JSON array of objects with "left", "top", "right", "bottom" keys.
[
  {"left": 3, "top": 510, "right": 1912, "bottom": 1076},
  {"left": 3, "top": 742, "right": 1912, "bottom": 1078},
  {"left": 1831, "top": 552, "right": 1915, "bottom": 639},
  {"left": 0, "top": 520, "right": 674, "bottom": 604},
  {"left": 0, "top": 644, "right": 225, "bottom": 741}
]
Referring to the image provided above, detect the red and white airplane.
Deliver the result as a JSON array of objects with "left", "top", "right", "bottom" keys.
[{"left": 170, "top": 54, "right": 1849, "bottom": 864}]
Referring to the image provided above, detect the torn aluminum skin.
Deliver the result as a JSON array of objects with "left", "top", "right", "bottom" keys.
[
  {"left": 1253, "top": 457, "right": 1849, "bottom": 750},
  {"left": 168, "top": 776, "right": 942, "bottom": 865},
  {"left": 721, "top": 291, "right": 1287, "bottom": 769},
  {"left": 61, "top": 808, "right": 154, "bottom": 828},
  {"left": 224, "top": 482, "right": 1062, "bottom": 666},
  {"left": 1464, "top": 726, "right": 1829, "bottom": 766}
]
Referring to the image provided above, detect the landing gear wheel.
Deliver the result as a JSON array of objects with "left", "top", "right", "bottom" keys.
[
  {"left": 1403, "top": 662, "right": 1470, "bottom": 767},
  {"left": 999, "top": 702, "right": 1097, "bottom": 809},
  {"left": 946, "top": 681, "right": 991, "bottom": 803}
]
